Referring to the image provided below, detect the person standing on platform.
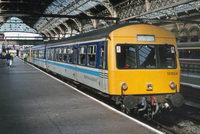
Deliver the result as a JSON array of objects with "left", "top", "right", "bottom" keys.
[
  {"left": 10, "top": 52, "right": 14, "bottom": 66},
  {"left": 23, "top": 52, "right": 27, "bottom": 63},
  {"left": 5, "top": 51, "right": 11, "bottom": 68}
]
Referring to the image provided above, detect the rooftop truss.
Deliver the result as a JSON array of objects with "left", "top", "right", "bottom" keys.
[
  {"left": 0, "top": 0, "right": 199, "bottom": 39},
  {"left": 118, "top": 0, "right": 200, "bottom": 21}
]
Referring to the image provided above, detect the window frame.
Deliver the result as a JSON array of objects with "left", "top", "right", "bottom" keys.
[
  {"left": 78, "top": 45, "right": 87, "bottom": 66},
  {"left": 116, "top": 44, "right": 177, "bottom": 70},
  {"left": 87, "top": 45, "right": 97, "bottom": 67},
  {"left": 63, "top": 47, "right": 68, "bottom": 62},
  {"left": 67, "top": 46, "right": 73, "bottom": 63}
]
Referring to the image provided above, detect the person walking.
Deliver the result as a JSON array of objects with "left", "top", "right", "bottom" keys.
[
  {"left": 5, "top": 51, "right": 11, "bottom": 68},
  {"left": 23, "top": 52, "right": 27, "bottom": 63},
  {"left": 10, "top": 52, "right": 14, "bottom": 66}
]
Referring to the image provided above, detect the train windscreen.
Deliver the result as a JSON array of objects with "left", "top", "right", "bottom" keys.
[{"left": 116, "top": 44, "right": 177, "bottom": 69}]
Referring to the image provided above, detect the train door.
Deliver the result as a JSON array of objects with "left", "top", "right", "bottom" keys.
[
  {"left": 29, "top": 48, "right": 32, "bottom": 63},
  {"left": 45, "top": 48, "right": 50, "bottom": 70},
  {"left": 99, "top": 41, "right": 108, "bottom": 93},
  {"left": 73, "top": 46, "right": 78, "bottom": 81}
]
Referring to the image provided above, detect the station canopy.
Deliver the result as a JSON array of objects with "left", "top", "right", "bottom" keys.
[
  {"left": 0, "top": 0, "right": 109, "bottom": 39},
  {"left": 0, "top": 0, "right": 199, "bottom": 40}
]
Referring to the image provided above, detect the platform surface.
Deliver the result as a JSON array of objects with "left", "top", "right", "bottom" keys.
[{"left": 0, "top": 58, "right": 160, "bottom": 134}]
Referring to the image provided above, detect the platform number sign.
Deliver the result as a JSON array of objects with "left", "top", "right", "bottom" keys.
[{"left": 117, "top": 46, "right": 121, "bottom": 53}]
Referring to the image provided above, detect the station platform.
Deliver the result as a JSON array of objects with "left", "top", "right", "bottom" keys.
[{"left": 0, "top": 58, "right": 161, "bottom": 134}]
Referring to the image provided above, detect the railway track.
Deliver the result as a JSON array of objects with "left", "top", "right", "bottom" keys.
[{"left": 152, "top": 104, "right": 200, "bottom": 134}]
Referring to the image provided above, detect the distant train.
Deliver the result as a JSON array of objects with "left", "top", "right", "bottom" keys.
[
  {"left": 21, "top": 23, "right": 184, "bottom": 118},
  {"left": 177, "top": 42, "right": 200, "bottom": 77},
  {"left": 177, "top": 42, "right": 200, "bottom": 63}
]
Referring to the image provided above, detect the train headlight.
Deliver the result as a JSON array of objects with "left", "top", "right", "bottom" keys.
[
  {"left": 147, "top": 84, "right": 153, "bottom": 89},
  {"left": 170, "top": 82, "right": 176, "bottom": 90},
  {"left": 121, "top": 83, "right": 128, "bottom": 91}
]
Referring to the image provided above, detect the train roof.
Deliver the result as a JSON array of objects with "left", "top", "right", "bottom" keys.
[
  {"left": 177, "top": 42, "right": 200, "bottom": 48},
  {"left": 32, "top": 44, "right": 46, "bottom": 49},
  {"left": 47, "top": 22, "right": 141, "bottom": 46}
]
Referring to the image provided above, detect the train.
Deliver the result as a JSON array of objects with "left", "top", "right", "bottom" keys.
[
  {"left": 177, "top": 42, "right": 200, "bottom": 63},
  {"left": 21, "top": 23, "right": 184, "bottom": 118},
  {"left": 177, "top": 42, "right": 200, "bottom": 77}
]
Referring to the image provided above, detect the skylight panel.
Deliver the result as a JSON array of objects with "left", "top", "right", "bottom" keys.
[
  {"left": 73, "top": 9, "right": 81, "bottom": 14},
  {"left": 51, "top": 6, "right": 60, "bottom": 13},
  {"left": 61, "top": 0, "right": 69, "bottom": 6},
  {"left": 44, "top": 8, "right": 51, "bottom": 14},
  {"left": 83, "top": 3, "right": 92, "bottom": 9},
  {"left": 78, "top": 6, "right": 85, "bottom": 11},
  {"left": 48, "top": 6, "right": 57, "bottom": 14},
  {"left": 88, "top": 1, "right": 98, "bottom": 7},
  {"left": 61, "top": 18, "right": 67, "bottom": 21},
  {"left": 0, "top": 17, "right": 37, "bottom": 33},
  {"left": 66, "top": 0, "right": 73, "bottom": 3},
  {"left": 70, "top": 11, "right": 77, "bottom": 15},
  {"left": 53, "top": 1, "right": 60, "bottom": 6}
]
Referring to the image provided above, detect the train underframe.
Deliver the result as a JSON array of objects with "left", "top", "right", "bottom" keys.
[{"left": 111, "top": 93, "right": 184, "bottom": 119}]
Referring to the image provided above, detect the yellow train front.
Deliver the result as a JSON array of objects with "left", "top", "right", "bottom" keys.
[{"left": 107, "top": 24, "right": 184, "bottom": 116}]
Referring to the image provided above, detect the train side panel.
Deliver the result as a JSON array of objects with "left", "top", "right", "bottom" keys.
[{"left": 44, "top": 39, "right": 109, "bottom": 93}]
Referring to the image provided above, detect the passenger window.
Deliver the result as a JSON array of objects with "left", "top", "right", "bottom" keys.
[
  {"left": 48, "top": 49, "right": 53, "bottom": 60},
  {"left": 45, "top": 50, "right": 48, "bottom": 59},
  {"left": 32, "top": 51, "right": 34, "bottom": 58},
  {"left": 79, "top": 46, "right": 86, "bottom": 65},
  {"left": 34, "top": 50, "right": 37, "bottom": 58},
  {"left": 56, "top": 48, "right": 62, "bottom": 61},
  {"left": 54, "top": 49, "right": 56, "bottom": 61},
  {"left": 38, "top": 50, "right": 41, "bottom": 58},
  {"left": 37, "top": 50, "right": 39, "bottom": 58},
  {"left": 56, "top": 48, "right": 59, "bottom": 61},
  {"left": 47, "top": 49, "right": 51, "bottom": 60},
  {"left": 59, "top": 48, "right": 63, "bottom": 61},
  {"left": 63, "top": 47, "right": 67, "bottom": 62},
  {"left": 87, "top": 45, "right": 96, "bottom": 67},
  {"left": 68, "top": 47, "right": 73, "bottom": 63},
  {"left": 39, "top": 50, "right": 44, "bottom": 59},
  {"left": 51, "top": 49, "right": 54, "bottom": 60}
]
